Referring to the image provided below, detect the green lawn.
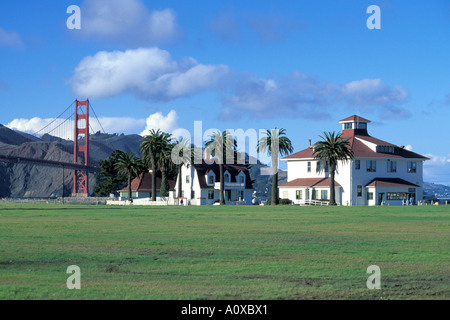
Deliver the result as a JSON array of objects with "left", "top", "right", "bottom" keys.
[{"left": 0, "top": 204, "right": 448, "bottom": 300}]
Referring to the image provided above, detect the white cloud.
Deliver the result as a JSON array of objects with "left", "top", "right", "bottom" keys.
[
  {"left": 81, "top": 0, "right": 180, "bottom": 45},
  {"left": 140, "top": 110, "right": 178, "bottom": 136},
  {"left": 423, "top": 153, "right": 450, "bottom": 186},
  {"left": 94, "top": 117, "right": 146, "bottom": 135},
  {"left": 221, "top": 73, "right": 410, "bottom": 120},
  {"left": 342, "top": 79, "right": 408, "bottom": 106},
  {"left": 6, "top": 116, "right": 148, "bottom": 140},
  {"left": 71, "top": 47, "right": 229, "bottom": 101},
  {"left": 0, "top": 27, "right": 23, "bottom": 47},
  {"left": 404, "top": 145, "right": 413, "bottom": 151}
]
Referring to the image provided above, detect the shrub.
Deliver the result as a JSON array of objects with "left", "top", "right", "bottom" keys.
[{"left": 279, "top": 198, "right": 293, "bottom": 205}]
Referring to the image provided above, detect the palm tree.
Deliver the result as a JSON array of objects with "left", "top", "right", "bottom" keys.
[
  {"left": 114, "top": 151, "right": 146, "bottom": 203},
  {"left": 157, "top": 142, "right": 175, "bottom": 198},
  {"left": 314, "top": 131, "right": 354, "bottom": 206},
  {"left": 257, "top": 128, "right": 293, "bottom": 205},
  {"left": 140, "top": 129, "right": 172, "bottom": 201},
  {"left": 205, "top": 130, "right": 237, "bottom": 205}
]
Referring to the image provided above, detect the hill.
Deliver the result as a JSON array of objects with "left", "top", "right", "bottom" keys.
[
  {"left": 0, "top": 126, "right": 143, "bottom": 198},
  {"left": 423, "top": 182, "right": 450, "bottom": 199}
]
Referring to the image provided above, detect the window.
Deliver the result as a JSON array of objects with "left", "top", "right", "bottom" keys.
[
  {"left": 321, "top": 190, "right": 328, "bottom": 200},
  {"left": 239, "top": 176, "right": 245, "bottom": 184},
  {"left": 296, "top": 190, "right": 303, "bottom": 200},
  {"left": 191, "top": 190, "right": 195, "bottom": 199},
  {"left": 377, "top": 145, "right": 395, "bottom": 154},
  {"left": 357, "top": 123, "right": 367, "bottom": 129},
  {"left": 357, "top": 185, "right": 363, "bottom": 197},
  {"left": 316, "top": 161, "right": 321, "bottom": 173},
  {"left": 282, "top": 191, "right": 289, "bottom": 199},
  {"left": 355, "top": 160, "right": 360, "bottom": 170},
  {"left": 387, "top": 192, "right": 397, "bottom": 200},
  {"left": 225, "top": 173, "right": 230, "bottom": 183},
  {"left": 312, "top": 190, "right": 320, "bottom": 200},
  {"left": 408, "top": 161, "right": 417, "bottom": 173},
  {"left": 344, "top": 123, "right": 352, "bottom": 130},
  {"left": 208, "top": 175, "right": 214, "bottom": 185},
  {"left": 307, "top": 162, "right": 311, "bottom": 173},
  {"left": 367, "top": 192, "right": 374, "bottom": 201},
  {"left": 387, "top": 160, "right": 397, "bottom": 173},
  {"left": 239, "top": 191, "right": 244, "bottom": 200},
  {"left": 208, "top": 190, "right": 214, "bottom": 200},
  {"left": 366, "top": 160, "right": 376, "bottom": 172},
  {"left": 186, "top": 175, "right": 190, "bottom": 183},
  {"left": 325, "top": 161, "right": 329, "bottom": 172}
]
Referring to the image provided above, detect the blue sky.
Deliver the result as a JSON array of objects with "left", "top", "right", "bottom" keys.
[{"left": 0, "top": 0, "right": 449, "bottom": 185}]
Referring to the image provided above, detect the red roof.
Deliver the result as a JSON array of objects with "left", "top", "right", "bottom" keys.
[
  {"left": 120, "top": 171, "right": 176, "bottom": 192},
  {"left": 365, "top": 178, "right": 419, "bottom": 188},
  {"left": 282, "top": 147, "right": 316, "bottom": 160},
  {"left": 282, "top": 115, "right": 429, "bottom": 161},
  {"left": 339, "top": 115, "right": 371, "bottom": 123},
  {"left": 279, "top": 177, "right": 341, "bottom": 188}
]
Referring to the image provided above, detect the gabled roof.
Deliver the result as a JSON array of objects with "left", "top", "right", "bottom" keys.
[
  {"left": 279, "top": 177, "right": 342, "bottom": 188},
  {"left": 192, "top": 161, "right": 253, "bottom": 189},
  {"left": 119, "top": 171, "right": 176, "bottom": 192},
  {"left": 365, "top": 178, "right": 419, "bottom": 188}
]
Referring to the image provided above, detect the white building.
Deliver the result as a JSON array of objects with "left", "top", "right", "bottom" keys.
[
  {"left": 175, "top": 161, "right": 254, "bottom": 205},
  {"left": 279, "top": 115, "right": 429, "bottom": 206}
]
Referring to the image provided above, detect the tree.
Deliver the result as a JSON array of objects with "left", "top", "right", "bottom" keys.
[
  {"left": 314, "top": 131, "right": 354, "bottom": 206},
  {"left": 94, "top": 150, "right": 128, "bottom": 197},
  {"left": 205, "top": 130, "right": 237, "bottom": 205},
  {"left": 140, "top": 129, "right": 172, "bottom": 201},
  {"left": 257, "top": 128, "right": 293, "bottom": 205},
  {"left": 114, "top": 151, "right": 146, "bottom": 203},
  {"left": 157, "top": 142, "right": 175, "bottom": 198}
]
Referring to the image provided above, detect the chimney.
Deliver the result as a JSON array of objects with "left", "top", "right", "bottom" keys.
[{"left": 309, "top": 139, "right": 312, "bottom": 148}]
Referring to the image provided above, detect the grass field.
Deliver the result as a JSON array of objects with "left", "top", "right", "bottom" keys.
[{"left": 0, "top": 204, "right": 448, "bottom": 300}]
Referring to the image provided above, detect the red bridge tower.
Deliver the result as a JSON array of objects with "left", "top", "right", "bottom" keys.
[{"left": 73, "top": 99, "right": 89, "bottom": 196}]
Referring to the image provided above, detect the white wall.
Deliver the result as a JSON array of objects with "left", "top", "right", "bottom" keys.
[{"left": 282, "top": 157, "right": 425, "bottom": 206}]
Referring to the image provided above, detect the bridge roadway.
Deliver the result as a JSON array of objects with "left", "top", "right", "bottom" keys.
[{"left": 0, "top": 154, "right": 100, "bottom": 172}]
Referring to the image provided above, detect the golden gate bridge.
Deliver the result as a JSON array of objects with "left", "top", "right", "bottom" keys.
[{"left": 0, "top": 99, "right": 107, "bottom": 197}]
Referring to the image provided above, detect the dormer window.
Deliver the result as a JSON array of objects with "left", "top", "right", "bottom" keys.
[
  {"left": 239, "top": 176, "right": 244, "bottom": 184},
  {"left": 344, "top": 123, "right": 353, "bottom": 130},
  {"left": 376, "top": 145, "right": 394, "bottom": 154},
  {"left": 224, "top": 173, "right": 231, "bottom": 183},
  {"left": 208, "top": 175, "right": 214, "bottom": 185}
]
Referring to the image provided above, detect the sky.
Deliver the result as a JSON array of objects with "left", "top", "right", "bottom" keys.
[{"left": 0, "top": 0, "right": 449, "bottom": 185}]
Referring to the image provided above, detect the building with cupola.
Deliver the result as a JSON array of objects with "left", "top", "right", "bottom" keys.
[{"left": 278, "top": 115, "right": 429, "bottom": 206}]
